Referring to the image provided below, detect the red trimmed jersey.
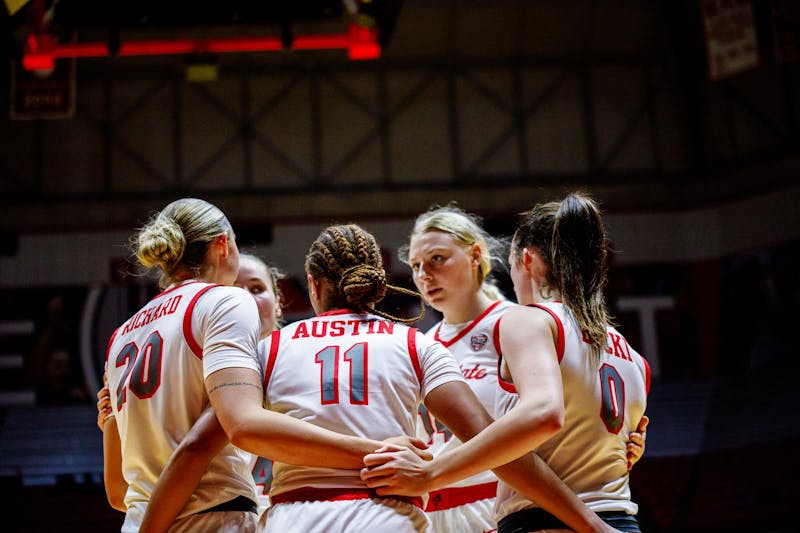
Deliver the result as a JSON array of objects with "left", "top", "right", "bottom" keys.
[
  {"left": 418, "top": 300, "right": 515, "bottom": 490},
  {"left": 105, "top": 280, "right": 261, "bottom": 528},
  {"left": 494, "top": 302, "right": 650, "bottom": 520},
  {"left": 262, "top": 309, "right": 465, "bottom": 497}
]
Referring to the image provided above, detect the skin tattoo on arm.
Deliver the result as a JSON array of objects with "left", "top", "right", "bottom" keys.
[{"left": 208, "top": 381, "right": 263, "bottom": 396}]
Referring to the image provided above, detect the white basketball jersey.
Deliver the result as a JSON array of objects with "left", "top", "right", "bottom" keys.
[
  {"left": 418, "top": 300, "right": 515, "bottom": 489},
  {"left": 494, "top": 302, "right": 650, "bottom": 520},
  {"left": 263, "top": 309, "right": 465, "bottom": 497},
  {"left": 250, "top": 338, "right": 276, "bottom": 518},
  {"left": 105, "top": 280, "right": 261, "bottom": 528}
]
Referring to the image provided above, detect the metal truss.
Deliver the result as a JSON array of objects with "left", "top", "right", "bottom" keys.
[{"left": 0, "top": 54, "right": 797, "bottom": 230}]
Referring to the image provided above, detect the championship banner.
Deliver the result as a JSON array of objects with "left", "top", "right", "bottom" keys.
[{"left": 700, "top": 0, "right": 760, "bottom": 81}]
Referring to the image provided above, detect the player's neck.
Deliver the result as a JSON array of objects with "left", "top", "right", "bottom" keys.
[{"left": 442, "top": 291, "right": 493, "bottom": 325}]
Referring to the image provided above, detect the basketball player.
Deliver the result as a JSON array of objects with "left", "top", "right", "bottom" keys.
[
  {"left": 102, "top": 199, "right": 420, "bottom": 533},
  {"left": 494, "top": 193, "right": 649, "bottom": 531},
  {"left": 96, "top": 251, "right": 285, "bottom": 520},
  {"left": 235, "top": 252, "right": 285, "bottom": 517},
  {"left": 395, "top": 204, "right": 648, "bottom": 532},
  {"left": 399, "top": 205, "right": 516, "bottom": 532},
  {"left": 128, "top": 253, "right": 286, "bottom": 531}
]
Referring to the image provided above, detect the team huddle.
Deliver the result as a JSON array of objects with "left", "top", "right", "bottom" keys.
[{"left": 96, "top": 194, "right": 650, "bottom": 533}]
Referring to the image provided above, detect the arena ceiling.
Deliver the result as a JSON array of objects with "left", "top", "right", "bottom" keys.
[{"left": 0, "top": 0, "right": 798, "bottom": 232}]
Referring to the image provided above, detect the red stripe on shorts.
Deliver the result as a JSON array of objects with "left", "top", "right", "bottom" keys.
[
  {"left": 424, "top": 481, "right": 498, "bottom": 511},
  {"left": 271, "top": 487, "right": 423, "bottom": 509}
]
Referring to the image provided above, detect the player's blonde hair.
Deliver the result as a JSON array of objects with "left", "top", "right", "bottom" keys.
[
  {"left": 400, "top": 204, "right": 508, "bottom": 302},
  {"left": 133, "top": 198, "right": 232, "bottom": 289}
]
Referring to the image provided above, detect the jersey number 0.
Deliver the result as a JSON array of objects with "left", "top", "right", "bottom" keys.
[{"left": 599, "top": 363, "right": 625, "bottom": 434}]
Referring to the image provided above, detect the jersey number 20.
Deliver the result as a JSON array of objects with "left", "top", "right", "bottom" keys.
[{"left": 114, "top": 331, "right": 163, "bottom": 407}]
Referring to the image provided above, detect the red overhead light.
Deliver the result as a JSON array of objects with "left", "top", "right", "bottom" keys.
[
  {"left": 345, "top": 24, "right": 381, "bottom": 60},
  {"left": 21, "top": 22, "right": 381, "bottom": 71}
]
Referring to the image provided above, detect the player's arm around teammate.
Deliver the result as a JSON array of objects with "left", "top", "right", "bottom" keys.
[
  {"left": 104, "top": 198, "right": 429, "bottom": 533},
  {"left": 391, "top": 204, "right": 645, "bottom": 532},
  {"left": 139, "top": 253, "right": 286, "bottom": 533},
  {"left": 138, "top": 249, "right": 430, "bottom": 533},
  {"left": 363, "top": 304, "right": 617, "bottom": 533},
  {"left": 416, "top": 305, "right": 567, "bottom": 486},
  {"left": 364, "top": 193, "right": 648, "bottom": 533}
]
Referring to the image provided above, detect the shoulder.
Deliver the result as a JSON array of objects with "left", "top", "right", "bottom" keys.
[
  {"left": 410, "top": 325, "right": 434, "bottom": 346},
  {"left": 411, "top": 326, "right": 448, "bottom": 352},
  {"left": 496, "top": 300, "right": 517, "bottom": 313},
  {"left": 206, "top": 283, "right": 250, "bottom": 299},
  {"left": 192, "top": 284, "right": 258, "bottom": 317},
  {"left": 486, "top": 299, "right": 516, "bottom": 324},
  {"left": 498, "top": 304, "right": 560, "bottom": 352},
  {"left": 197, "top": 284, "right": 252, "bottom": 304},
  {"left": 501, "top": 303, "right": 555, "bottom": 329}
]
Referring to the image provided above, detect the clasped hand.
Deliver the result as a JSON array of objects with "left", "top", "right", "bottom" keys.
[{"left": 360, "top": 445, "right": 434, "bottom": 497}]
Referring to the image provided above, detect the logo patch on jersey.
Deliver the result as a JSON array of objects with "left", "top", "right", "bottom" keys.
[{"left": 470, "top": 333, "right": 488, "bottom": 351}]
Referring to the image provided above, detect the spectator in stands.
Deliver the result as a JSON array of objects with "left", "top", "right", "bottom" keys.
[{"left": 28, "top": 293, "right": 89, "bottom": 405}]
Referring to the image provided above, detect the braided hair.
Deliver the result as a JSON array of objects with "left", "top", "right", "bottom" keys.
[{"left": 305, "top": 224, "right": 425, "bottom": 325}]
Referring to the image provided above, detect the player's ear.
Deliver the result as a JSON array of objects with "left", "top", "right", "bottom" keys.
[
  {"left": 470, "top": 243, "right": 482, "bottom": 267},
  {"left": 307, "top": 274, "right": 319, "bottom": 300},
  {"left": 215, "top": 232, "right": 230, "bottom": 258},
  {"left": 522, "top": 247, "right": 535, "bottom": 272}
]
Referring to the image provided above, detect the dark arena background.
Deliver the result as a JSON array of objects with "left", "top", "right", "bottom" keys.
[{"left": 1, "top": 1, "right": 798, "bottom": 531}]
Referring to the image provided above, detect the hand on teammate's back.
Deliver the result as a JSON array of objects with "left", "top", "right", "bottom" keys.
[
  {"left": 627, "top": 415, "right": 649, "bottom": 470},
  {"left": 96, "top": 378, "right": 113, "bottom": 431}
]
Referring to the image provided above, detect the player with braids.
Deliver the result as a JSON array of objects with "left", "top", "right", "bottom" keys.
[
  {"left": 100, "top": 199, "right": 426, "bottom": 533},
  {"left": 304, "top": 224, "right": 422, "bottom": 323},
  {"left": 261, "top": 223, "right": 441, "bottom": 532},
  {"left": 263, "top": 223, "right": 615, "bottom": 533},
  {"left": 361, "top": 193, "right": 650, "bottom": 532}
]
